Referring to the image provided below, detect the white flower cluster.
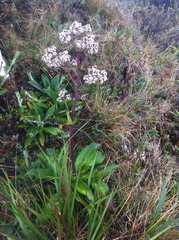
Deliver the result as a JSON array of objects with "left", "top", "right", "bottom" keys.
[
  {"left": 42, "top": 46, "right": 75, "bottom": 67},
  {"left": 42, "top": 21, "right": 98, "bottom": 68},
  {"left": 57, "top": 90, "right": 71, "bottom": 102},
  {"left": 83, "top": 66, "right": 107, "bottom": 84},
  {"left": 70, "top": 21, "right": 92, "bottom": 35},
  {"left": 59, "top": 21, "right": 97, "bottom": 54},
  {"left": 75, "top": 35, "right": 98, "bottom": 54},
  {"left": 59, "top": 30, "right": 71, "bottom": 44},
  {"left": 59, "top": 21, "right": 92, "bottom": 44}
]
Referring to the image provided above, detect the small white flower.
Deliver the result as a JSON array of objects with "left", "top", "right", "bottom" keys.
[
  {"left": 59, "top": 30, "right": 72, "bottom": 44},
  {"left": 82, "top": 24, "right": 92, "bottom": 33},
  {"left": 83, "top": 35, "right": 95, "bottom": 44},
  {"left": 69, "top": 21, "right": 84, "bottom": 35},
  {"left": 84, "top": 75, "right": 96, "bottom": 84},
  {"left": 74, "top": 35, "right": 98, "bottom": 54},
  {"left": 87, "top": 42, "right": 98, "bottom": 54},
  {"left": 58, "top": 50, "right": 71, "bottom": 63},
  {"left": 57, "top": 90, "right": 72, "bottom": 102},
  {"left": 70, "top": 21, "right": 82, "bottom": 29},
  {"left": 42, "top": 49, "right": 71, "bottom": 67},
  {"left": 65, "top": 94, "right": 71, "bottom": 99},
  {"left": 57, "top": 90, "right": 66, "bottom": 102},
  {"left": 84, "top": 66, "right": 107, "bottom": 84},
  {"left": 75, "top": 40, "right": 86, "bottom": 50}
]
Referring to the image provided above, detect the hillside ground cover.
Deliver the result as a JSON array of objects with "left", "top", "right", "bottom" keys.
[{"left": 0, "top": 0, "right": 179, "bottom": 239}]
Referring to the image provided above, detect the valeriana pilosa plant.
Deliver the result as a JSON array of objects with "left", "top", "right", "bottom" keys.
[{"left": 42, "top": 21, "right": 107, "bottom": 173}]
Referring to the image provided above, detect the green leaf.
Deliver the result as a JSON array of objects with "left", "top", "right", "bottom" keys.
[
  {"left": 44, "top": 105, "right": 55, "bottom": 121},
  {"left": 20, "top": 115, "right": 34, "bottom": 122},
  {"left": 49, "top": 89, "right": 58, "bottom": 102},
  {"left": 27, "top": 72, "right": 36, "bottom": 81},
  {"left": 39, "top": 95, "right": 50, "bottom": 102},
  {"left": 147, "top": 177, "right": 169, "bottom": 235},
  {"left": 15, "top": 91, "right": 23, "bottom": 107},
  {"left": 75, "top": 143, "right": 104, "bottom": 172},
  {"left": 26, "top": 168, "right": 54, "bottom": 179},
  {"left": 148, "top": 226, "right": 172, "bottom": 240},
  {"left": 41, "top": 74, "right": 50, "bottom": 88},
  {"left": 39, "top": 131, "right": 45, "bottom": 146},
  {"left": 94, "top": 151, "right": 105, "bottom": 165},
  {"left": 66, "top": 111, "right": 73, "bottom": 124},
  {"left": 10, "top": 51, "right": 21, "bottom": 66},
  {"left": 43, "top": 127, "right": 62, "bottom": 135},
  {"left": 32, "top": 103, "right": 43, "bottom": 119},
  {"left": 96, "top": 163, "right": 119, "bottom": 179},
  {"left": 75, "top": 192, "right": 90, "bottom": 208},
  {"left": 29, "top": 80, "right": 45, "bottom": 94},
  {"left": 26, "top": 126, "right": 40, "bottom": 137},
  {"left": 18, "top": 124, "right": 28, "bottom": 128},
  {"left": 51, "top": 75, "right": 60, "bottom": 91},
  {"left": 51, "top": 21, "right": 60, "bottom": 32},
  {"left": 80, "top": 170, "right": 96, "bottom": 181},
  {"left": 0, "top": 76, "right": 3, "bottom": 87},
  {"left": 24, "top": 91, "right": 39, "bottom": 101},
  {"left": 51, "top": 22, "right": 68, "bottom": 32},
  {"left": 24, "top": 136, "right": 34, "bottom": 148},
  {"left": 35, "top": 102, "right": 49, "bottom": 109},
  {"left": 0, "top": 89, "right": 7, "bottom": 96},
  {"left": 5, "top": 51, "right": 21, "bottom": 75},
  {"left": 91, "top": 181, "right": 109, "bottom": 197},
  {"left": 71, "top": 179, "right": 94, "bottom": 202}
]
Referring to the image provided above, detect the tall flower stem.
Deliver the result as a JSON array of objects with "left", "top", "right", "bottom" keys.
[{"left": 69, "top": 51, "right": 81, "bottom": 174}]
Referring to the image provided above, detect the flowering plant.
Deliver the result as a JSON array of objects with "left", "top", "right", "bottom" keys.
[{"left": 42, "top": 21, "right": 107, "bottom": 172}]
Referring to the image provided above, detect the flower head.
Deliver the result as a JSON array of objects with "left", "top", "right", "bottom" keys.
[
  {"left": 59, "top": 30, "right": 72, "bottom": 44},
  {"left": 83, "top": 66, "right": 107, "bottom": 84},
  {"left": 57, "top": 90, "right": 66, "bottom": 102},
  {"left": 82, "top": 24, "right": 92, "bottom": 33},
  {"left": 75, "top": 35, "right": 98, "bottom": 54},
  {"left": 58, "top": 22, "right": 92, "bottom": 45},
  {"left": 42, "top": 48, "right": 71, "bottom": 67},
  {"left": 69, "top": 21, "right": 84, "bottom": 35},
  {"left": 57, "top": 90, "right": 72, "bottom": 102}
]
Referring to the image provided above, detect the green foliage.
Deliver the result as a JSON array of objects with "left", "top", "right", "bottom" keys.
[
  {"left": 15, "top": 73, "right": 82, "bottom": 147},
  {"left": 0, "top": 86, "right": 7, "bottom": 96},
  {"left": 17, "top": 99, "right": 67, "bottom": 147},
  {"left": 0, "top": 143, "right": 118, "bottom": 239},
  {"left": 27, "top": 73, "right": 66, "bottom": 100},
  {"left": 21, "top": 143, "right": 118, "bottom": 208}
]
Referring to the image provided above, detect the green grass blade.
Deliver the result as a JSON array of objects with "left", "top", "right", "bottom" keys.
[{"left": 147, "top": 177, "right": 169, "bottom": 231}]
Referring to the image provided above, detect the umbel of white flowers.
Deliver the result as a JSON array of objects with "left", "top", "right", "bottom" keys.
[
  {"left": 84, "top": 66, "right": 107, "bottom": 84},
  {"left": 42, "top": 21, "right": 107, "bottom": 85},
  {"left": 57, "top": 90, "right": 71, "bottom": 102}
]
